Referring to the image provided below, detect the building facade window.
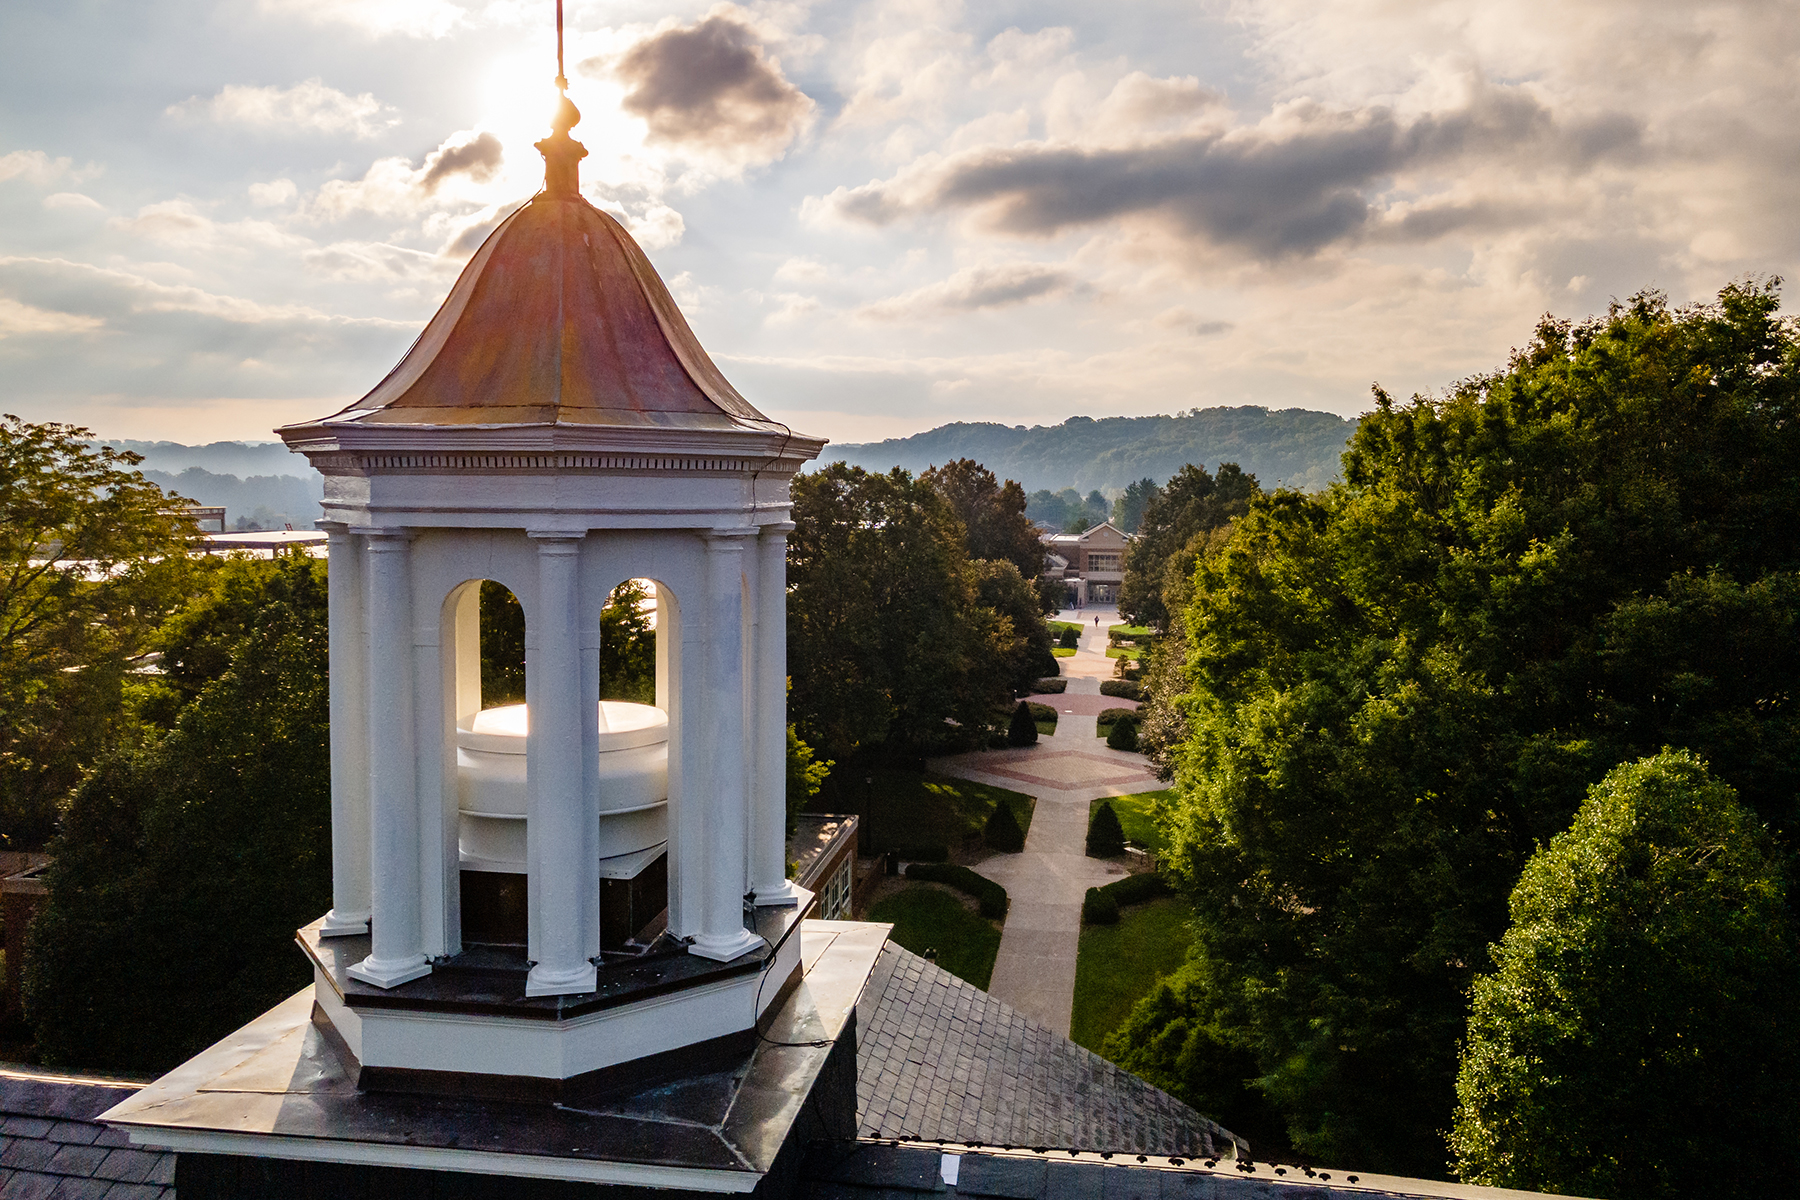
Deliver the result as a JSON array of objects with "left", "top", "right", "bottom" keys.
[
  {"left": 1087, "top": 553, "right": 1120, "bottom": 571},
  {"left": 822, "top": 859, "right": 852, "bottom": 920}
]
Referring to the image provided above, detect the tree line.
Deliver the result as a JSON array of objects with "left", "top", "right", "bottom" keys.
[
  {"left": 1107, "top": 283, "right": 1800, "bottom": 1197},
  {"left": 1, "top": 426, "right": 1058, "bottom": 1069}
]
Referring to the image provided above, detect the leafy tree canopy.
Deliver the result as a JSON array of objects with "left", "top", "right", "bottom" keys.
[
  {"left": 0, "top": 416, "right": 198, "bottom": 848},
  {"left": 1118, "top": 462, "right": 1258, "bottom": 628},
  {"left": 1116, "top": 282, "right": 1800, "bottom": 1175},
  {"left": 25, "top": 552, "right": 330, "bottom": 1072},
  {"left": 788, "top": 463, "right": 1018, "bottom": 764},
  {"left": 1111, "top": 478, "right": 1159, "bottom": 534},
  {"left": 922, "top": 458, "right": 1045, "bottom": 585},
  {"left": 1451, "top": 751, "right": 1798, "bottom": 1199}
]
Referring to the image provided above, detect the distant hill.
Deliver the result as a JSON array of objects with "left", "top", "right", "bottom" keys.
[
  {"left": 818, "top": 406, "right": 1359, "bottom": 494},
  {"left": 98, "top": 440, "right": 324, "bottom": 530}
]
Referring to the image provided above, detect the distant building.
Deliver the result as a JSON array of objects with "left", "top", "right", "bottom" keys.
[{"left": 1042, "top": 521, "right": 1132, "bottom": 606}]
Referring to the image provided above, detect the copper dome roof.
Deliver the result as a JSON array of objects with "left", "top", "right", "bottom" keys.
[{"left": 302, "top": 191, "right": 780, "bottom": 434}]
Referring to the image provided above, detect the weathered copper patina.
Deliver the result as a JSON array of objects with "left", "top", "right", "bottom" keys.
[{"left": 316, "top": 97, "right": 780, "bottom": 435}]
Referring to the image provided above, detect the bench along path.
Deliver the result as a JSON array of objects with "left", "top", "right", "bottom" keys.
[{"left": 929, "top": 609, "right": 1160, "bottom": 1036}]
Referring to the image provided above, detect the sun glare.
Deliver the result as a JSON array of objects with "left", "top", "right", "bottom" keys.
[{"left": 477, "top": 47, "right": 649, "bottom": 198}]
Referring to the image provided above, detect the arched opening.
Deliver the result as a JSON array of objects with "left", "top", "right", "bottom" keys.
[
  {"left": 445, "top": 576, "right": 675, "bottom": 953},
  {"left": 594, "top": 578, "right": 669, "bottom": 950}
]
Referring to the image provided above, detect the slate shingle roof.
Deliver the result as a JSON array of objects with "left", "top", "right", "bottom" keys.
[
  {"left": 854, "top": 946, "right": 1241, "bottom": 1157},
  {"left": 0, "top": 1066, "right": 173, "bottom": 1199}
]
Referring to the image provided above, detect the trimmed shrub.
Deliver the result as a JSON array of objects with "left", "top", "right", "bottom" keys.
[
  {"left": 1106, "top": 713, "right": 1141, "bottom": 750},
  {"left": 1100, "top": 872, "right": 1173, "bottom": 906},
  {"left": 984, "top": 801, "right": 1026, "bottom": 853},
  {"left": 1007, "top": 700, "right": 1038, "bottom": 746},
  {"left": 1033, "top": 678, "right": 1068, "bottom": 694},
  {"left": 1082, "top": 886, "right": 1120, "bottom": 925},
  {"left": 1086, "top": 801, "right": 1126, "bottom": 857},
  {"left": 905, "top": 862, "right": 1009, "bottom": 919},
  {"left": 1452, "top": 751, "right": 1800, "bottom": 1198},
  {"left": 1099, "top": 679, "right": 1145, "bottom": 702},
  {"left": 1027, "top": 701, "right": 1058, "bottom": 723},
  {"left": 1058, "top": 625, "right": 1079, "bottom": 649}
]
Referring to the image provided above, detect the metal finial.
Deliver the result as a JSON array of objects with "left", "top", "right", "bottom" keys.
[{"left": 555, "top": 0, "right": 567, "bottom": 91}]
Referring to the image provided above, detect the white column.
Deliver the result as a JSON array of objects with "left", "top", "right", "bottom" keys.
[
  {"left": 348, "top": 531, "right": 431, "bottom": 988},
  {"left": 752, "top": 522, "right": 801, "bottom": 905},
  {"left": 690, "top": 528, "right": 763, "bottom": 962},
  {"left": 319, "top": 522, "right": 370, "bottom": 936},
  {"left": 526, "top": 533, "right": 597, "bottom": 997}
]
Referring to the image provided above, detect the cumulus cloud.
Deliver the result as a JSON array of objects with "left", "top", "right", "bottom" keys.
[
  {"left": 821, "top": 83, "right": 1640, "bottom": 263},
  {"left": 592, "top": 8, "right": 815, "bottom": 167},
  {"left": 167, "top": 79, "right": 399, "bottom": 138},
  {"left": 859, "top": 262, "right": 1080, "bottom": 320},
  {"left": 0, "top": 150, "right": 99, "bottom": 187},
  {"left": 0, "top": 255, "right": 412, "bottom": 403},
  {"left": 42, "top": 193, "right": 103, "bottom": 212},
  {"left": 248, "top": 179, "right": 298, "bottom": 207},
  {"left": 108, "top": 201, "right": 305, "bottom": 253},
  {"left": 309, "top": 130, "right": 503, "bottom": 219}
]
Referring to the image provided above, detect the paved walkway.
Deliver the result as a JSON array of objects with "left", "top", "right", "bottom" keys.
[{"left": 929, "top": 607, "right": 1160, "bottom": 1036}]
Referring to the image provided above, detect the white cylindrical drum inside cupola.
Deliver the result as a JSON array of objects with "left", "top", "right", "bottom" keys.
[{"left": 456, "top": 701, "right": 668, "bottom": 871}]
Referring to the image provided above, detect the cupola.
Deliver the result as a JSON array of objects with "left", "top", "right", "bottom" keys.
[{"left": 260, "top": 64, "right": 827, "bottom": 1090}]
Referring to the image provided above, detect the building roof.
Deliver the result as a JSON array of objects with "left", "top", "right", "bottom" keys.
[
  {"left": 1042, "top": 523, "right": 1130, "bottom": 549},
  {"left": 0, "top": 1065, "right": 171, "bottom": 1199},
  {"left": 279, "top": 193, "right": 784, "bottom": 439},
  {"left": 856, "top": 945, "right": 1235, "bottom": 1156}
]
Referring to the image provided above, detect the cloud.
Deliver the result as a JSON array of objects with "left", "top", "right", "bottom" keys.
[
  {"left": 595, "top": 8, "right": 815, "bottom": 166},
  {"left": 302, "top": 240, "right": 445, "bottom": 282},
  {"left": 0, "top": 150, "right": 99, "bottom": 187},
  {"left": 42, "top": 193, "right": 103, "bottom": 212},
  {"left": 859, "top": 262, "right": 1080, "bottom": 320},
  {"left": 821, "top": 83, "right": 1641, "bottom": 263},
  {"left": 0, "top": 255, "right": 413, "bottom": 403},
  {"left": 167, "top": 79, "right": 399, "bottom": 138},
  {"left": 108, "top": 201, "right": 305, "bottom": 254},
  {"left": 0, "top": 295, "right": 104, "bottom": 338},
  {"left": 248, "top": 179, "right": 298, "bottom": 208},
  {"left": 309, "top": 130, "right": 504, "bottom": 220}
]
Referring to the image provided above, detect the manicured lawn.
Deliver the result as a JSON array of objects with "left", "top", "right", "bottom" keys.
[
  {"left": 823, "top": 769, "right": 1035, "bottom": 856},
  {"left": 1052, "top": 646, "right": 1077, "bottom": 657},
  {"left": 1108, "top": 624, "right": 1154, "bottom": 639},
  {"left": 1048, "top": 620, "right": 1085, "bottom": 636},
  {"left": 1090, "top": 790, "right": 1172, "bottom": 854},
  {"left": 1070, "top": 894, "right": 1194, "bottom": 1054},
  {"left": 869, "top": 886, "right": 1003, "bottom": 989},
  {"left": 1104, "top": 646, "right": 1136, "bottom": 659}
]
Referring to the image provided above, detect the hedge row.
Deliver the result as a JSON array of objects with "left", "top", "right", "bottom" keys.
[
  {"left": 904, "top": 862, "right": 1009, "bottom": 919},
  {"left": 1099, "top": 679, "right": 1145, "bottom": 702},
  {"left": 1081, "top": 871, "right": 1174, "bottom": 925},
  {"left": 1033, "top": 677, "right": 1068, "bottom": 694}
]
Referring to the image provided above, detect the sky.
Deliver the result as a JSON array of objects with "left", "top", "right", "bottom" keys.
[{"left": 1, "top": 1, "right": 1797, "bottom": 447}]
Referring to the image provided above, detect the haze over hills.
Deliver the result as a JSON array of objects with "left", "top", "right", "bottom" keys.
[
  {"left": 103, "top": 440, "right": 324, "bottom": 530},
  {"left": 816, "top": 406, "right": 1360, "bottom": 494}
]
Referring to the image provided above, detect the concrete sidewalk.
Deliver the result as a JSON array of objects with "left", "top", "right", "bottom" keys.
[{"left": 929, "top": 608, "right": 1159, "bottom": 1036}]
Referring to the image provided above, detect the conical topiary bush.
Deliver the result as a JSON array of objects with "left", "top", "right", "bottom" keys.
[
  {"left": 984, "top": 799, "right": 1026, "bottom": 852},
  {"left": 1007, "top": 699, "right": 1038, "bottom": 746},
  {"left": 1086, "top": 800, "right": 1126, "bottom": 857}
]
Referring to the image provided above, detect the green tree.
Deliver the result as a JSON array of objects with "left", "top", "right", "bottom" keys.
[
  {"left": 1452, "top": 751, "right": 1799, "bottom": 1198},
  {"left": 1112, "top": 478, "right": 1159, "bottom": 534},
  {"left": 1118, "top": 282, "right": 1800, "bottom": 1174},
  {"left": 24, "top": 553, "right": 331, "bottom": 1072},
  {"left": 788, "top": 463, "right": 1012, "bottom": 764},
  {"left": 786, "top": 721, "right": 831, "bottom": 833},
  {"left": 1117, "top": 463, "right": 1257, "bottom": 628},
  {"left": 599, "top": 579, "right": 655, "bottom": 703},
  {"left": 922, "top": 459, "right": 1047, "bottom": 585},
  {"left": 0, "top": 418, "right": 198, "bottom": 847},
  {"left": 480, "top": 580, "right": 526, "bottom": 705}
]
